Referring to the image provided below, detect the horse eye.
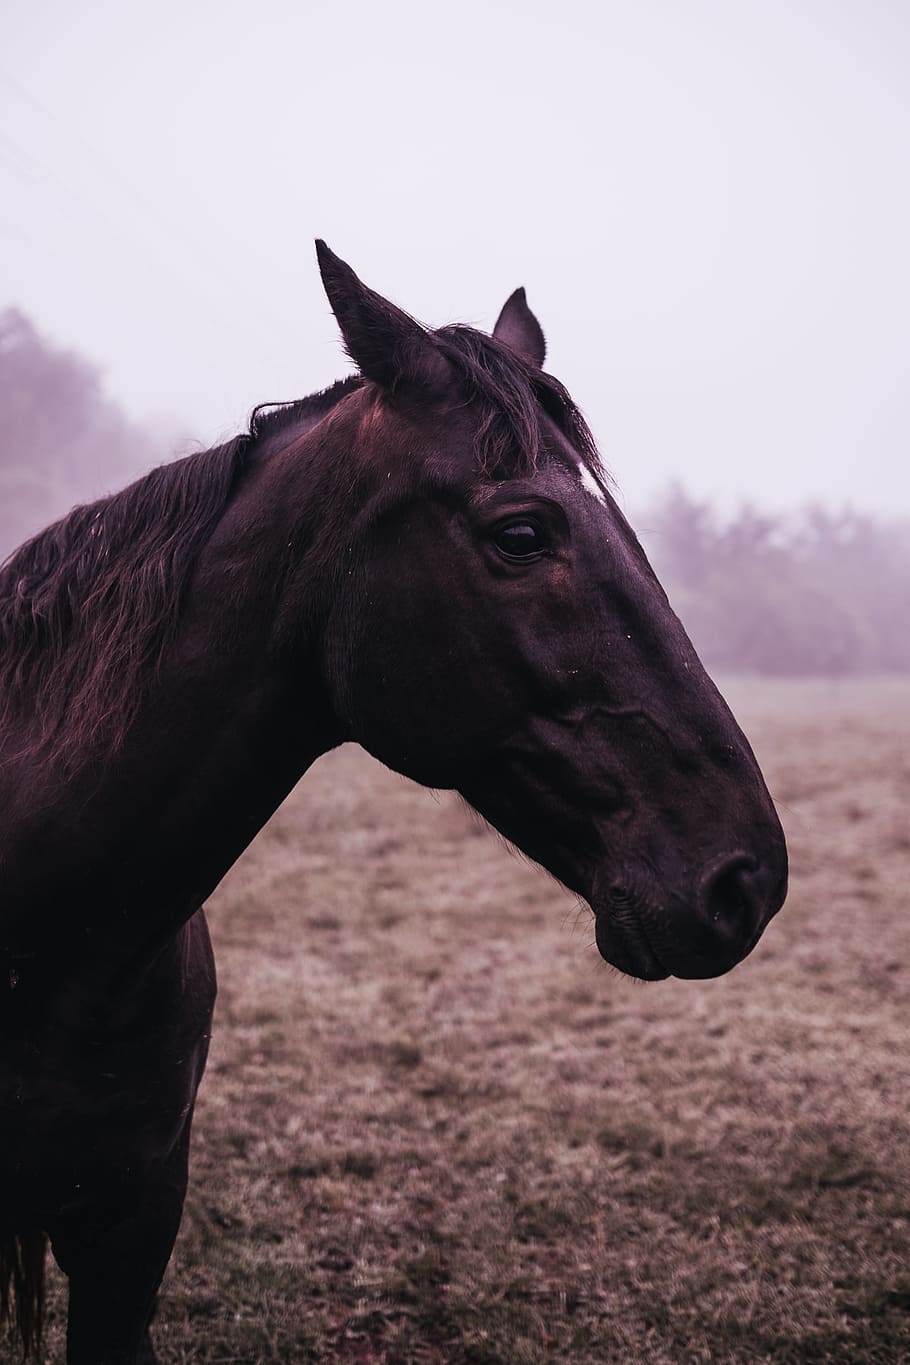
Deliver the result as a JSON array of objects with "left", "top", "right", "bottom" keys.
[{"left": 493, "top": 521, "right": 547, "bottom": 561}]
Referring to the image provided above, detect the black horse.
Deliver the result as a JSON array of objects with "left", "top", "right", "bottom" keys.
[{"left": 0, "top": 244, "right": 787, "bottom": 1362}]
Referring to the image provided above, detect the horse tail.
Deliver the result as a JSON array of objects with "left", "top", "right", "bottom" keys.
[{"left": 0, "top": 1229, "right": 47, "bottom": 1357}]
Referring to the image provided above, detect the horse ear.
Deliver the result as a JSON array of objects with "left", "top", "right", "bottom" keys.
[
  {"left": 315, "top": 240, "right": 449, "bottom": 393},
  {"left": 492, "top": 288, "right": 546, "bottom": 368}
]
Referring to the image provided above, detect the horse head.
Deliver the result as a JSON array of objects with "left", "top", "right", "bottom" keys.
[{"left": 311, "top": 242, "right": 787, "bottom": 980}]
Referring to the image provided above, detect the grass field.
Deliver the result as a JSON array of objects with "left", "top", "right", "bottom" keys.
[{"left": 33, "top": 678, "right": 910, "bottom": 1363}]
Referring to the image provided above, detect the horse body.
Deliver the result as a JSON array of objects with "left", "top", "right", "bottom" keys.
[{"left": 0, "top": 244, "right": 787, "bottom": 1361}]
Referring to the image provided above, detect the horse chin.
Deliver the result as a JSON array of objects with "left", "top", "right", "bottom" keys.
[{"left": 593, "top": 908, "right": 671, "bottom": 982}]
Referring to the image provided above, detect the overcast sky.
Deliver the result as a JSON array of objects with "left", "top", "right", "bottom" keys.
[{"left": 2, "top": 0, "right": 908, "bottom": 518}]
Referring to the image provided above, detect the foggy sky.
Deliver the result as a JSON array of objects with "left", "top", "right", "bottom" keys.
[{"left": 2, "top": 0, "right": 908, "bottom": 518}]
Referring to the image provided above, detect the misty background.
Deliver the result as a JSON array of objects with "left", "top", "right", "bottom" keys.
[{"left": 2, "top": 0, "right": 908, "bottom": 675}]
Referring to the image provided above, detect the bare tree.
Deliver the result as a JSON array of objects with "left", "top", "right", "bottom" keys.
[
  {"left": 0, "top": 310, "right": 161, "bottom": 560},
  {"left": 645, "top": 485, "right": 910, "bottom": 675}
]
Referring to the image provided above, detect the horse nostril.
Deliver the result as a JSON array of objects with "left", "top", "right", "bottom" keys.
[{"left": 698, "top": 855, "right": 763, "bottom": 947}]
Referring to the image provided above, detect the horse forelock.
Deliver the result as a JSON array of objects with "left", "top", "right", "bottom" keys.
[{"left": 433, "top": 325, "right": 602, "bottom": 481}]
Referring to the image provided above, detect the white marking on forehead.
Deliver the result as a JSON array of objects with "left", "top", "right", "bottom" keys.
[{"left": 577, "top": 462, "right": 608, "bottom": 505}]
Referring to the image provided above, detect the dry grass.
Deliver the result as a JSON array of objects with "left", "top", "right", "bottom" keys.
[{"left": 30, "top": 678, "right": 910, "bottom": 1362}]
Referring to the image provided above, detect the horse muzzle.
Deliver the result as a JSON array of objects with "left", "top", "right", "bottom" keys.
[{"left": 592, "top": 843, "right": 788, "bottom": 981}]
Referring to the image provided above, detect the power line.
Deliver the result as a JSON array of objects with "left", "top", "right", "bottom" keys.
[
  {"left": 0, "top": 122, "right": 287, "bottom": 386},
  {"left": 0, "top": 205, "right": 241, "bottom": 408},
  {"left": 0, "top": 67, "right": 297, "bottom": 345},
  {"left": 0, "top": 71, "right": 303, "bottom": 386}
]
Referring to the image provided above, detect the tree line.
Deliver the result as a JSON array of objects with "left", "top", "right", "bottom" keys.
[
  {"left": 1, "top": 309, "right": 906, "bottom": 676},
  {"left": 0, "top": 308, "right": 161, "bottom": 564},
  {"left": 643, "top": 486, "right": 909, "bottom": 675}
]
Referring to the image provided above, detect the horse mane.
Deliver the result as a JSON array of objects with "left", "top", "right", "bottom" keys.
[
  {"left": 434, "top": 326, "right": 601, "bottom": 478},
  {"left": 0, "top": 437, "right": 250, "bottom": 764},
  {"left": 247, "top": 375, "right": 363, "bottom": 445}
]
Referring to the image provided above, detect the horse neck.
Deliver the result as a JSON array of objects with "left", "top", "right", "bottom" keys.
[
  {"left": 97, "top": 421, "right": 351, "bottom": 886},
  {"left": 1, "top": 420, "right": 349, "bottom": 990}
]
